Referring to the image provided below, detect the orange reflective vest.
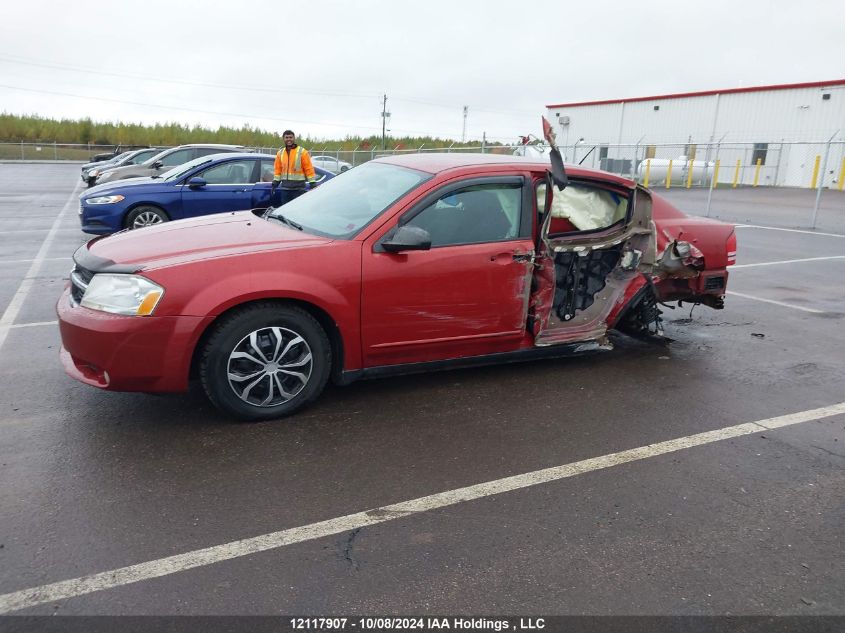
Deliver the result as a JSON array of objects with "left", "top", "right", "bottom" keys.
[{"left": 273, "top": 145, "right": 317, "bottom": 187}]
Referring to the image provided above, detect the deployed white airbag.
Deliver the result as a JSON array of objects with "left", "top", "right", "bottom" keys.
[{"left": 550, "top": 185, "right": 627, "bottom": 231}]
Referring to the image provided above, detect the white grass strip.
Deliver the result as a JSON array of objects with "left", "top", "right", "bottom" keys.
[
  {"left": 727, "top": 291, "right": 825, "bottom": 314},
  {"left": 0, "top": 182, "right": 80, "bottom": 352},
  {"left": 1, "top": 401, "right": 843, "bottom": 614}
]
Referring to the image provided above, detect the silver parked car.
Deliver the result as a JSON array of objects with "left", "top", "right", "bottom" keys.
[
  {"left": 95, "top": 144, "right": 246, "bottom": 185},
  {"left": 311, "top": 155, "right": 352, "bottom": 174},
  {"left": 81, "top": 148, "right": 162, "bottom": 187}
]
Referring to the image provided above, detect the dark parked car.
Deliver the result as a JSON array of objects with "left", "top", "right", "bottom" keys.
[
  {"left": 81, "top": 148, "right": 162, "bottom": 187},
  {"left": 79, "top": 152, "right": 333, "bottom": 233},
  {"left": 60, "top": 153, "right": 736, "bottom": 420},
  {"left": 94, "top": 144, "right": 246, "bottom": 185},
  {"left": 89, "top": 145, "right": 152, "bottom": 163}
]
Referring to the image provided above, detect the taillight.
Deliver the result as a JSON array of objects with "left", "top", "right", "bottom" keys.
[{"left": 726, "top": 230, "right": 737, "bottom": 266}]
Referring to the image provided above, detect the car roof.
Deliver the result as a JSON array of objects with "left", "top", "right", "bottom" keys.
[
  {"left": 374, "top": 152, "right": 636, "bottom": 187},
  {"left": 185, "top": 153, "right": 332, "bottom": 175},
  {"left": 197, "top": 152, "right": 273, "bottom": 160},
  {"left": 170, "top": 143, "right": 245, "bottom": 149}
]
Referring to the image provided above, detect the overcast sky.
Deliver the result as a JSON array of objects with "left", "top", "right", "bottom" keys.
[{"left": 1, "top": 0, "right": 843, "bottom": 143}]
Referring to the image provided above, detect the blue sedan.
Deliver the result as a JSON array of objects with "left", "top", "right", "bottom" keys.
[{"left": 78, "top": 152, "right": 334, "bottom": 234}]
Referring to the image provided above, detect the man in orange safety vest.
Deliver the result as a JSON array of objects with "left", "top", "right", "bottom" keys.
[{"left": 271, "top": 130, "right": 317, "bottom": 206}]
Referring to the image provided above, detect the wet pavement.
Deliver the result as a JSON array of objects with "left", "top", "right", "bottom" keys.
[{"left": 0, "top": 163, "right": 843, "bottom": 616}]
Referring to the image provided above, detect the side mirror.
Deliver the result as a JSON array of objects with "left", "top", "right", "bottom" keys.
[
  {"left": 187, "top": 177, "right": 207, "bottom": 189},
  {"left": 381, "top": 225, "right": 431, "bottom": 253},
  {"left": 153, "top": 160, "right": 164, "bottom": 169}
]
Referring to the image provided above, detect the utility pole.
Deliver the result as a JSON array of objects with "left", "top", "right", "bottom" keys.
[
  {"left": 461, "top": 106, "right": 468, "bottom": 143},
  {"left": 381, "top": 94, "right": 389, "bottom": 150}
]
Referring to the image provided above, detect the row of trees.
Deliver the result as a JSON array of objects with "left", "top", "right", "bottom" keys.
[{"left": 0, "top": 113, "right": 493, "bottom": 151}]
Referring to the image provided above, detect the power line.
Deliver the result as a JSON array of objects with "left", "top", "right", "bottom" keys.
[
  {"left": 392, "top": 94, "right": 538, "bottom": 117},
  {"left": 0, "top": 83, "right": 516, "bottom": 140},
  {"left": 0, "top": 83, "right": 382, "bottom": 130},
  {"left": 0, "top": 54, "right": 378, "bottom": 100},
  {"left": 0, "top": 53, "right": 540, "bottom": 119}
]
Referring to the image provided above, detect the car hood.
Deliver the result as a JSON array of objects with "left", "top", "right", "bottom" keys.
[
  {"left": 82, "top": 211, "right": 331, "bottom": 270},
  {"left": 82, "top": 160, "right": 117, "bottom": 171},
  {"left": 83, "top": 177, "right": 165, "bottom": 197}
]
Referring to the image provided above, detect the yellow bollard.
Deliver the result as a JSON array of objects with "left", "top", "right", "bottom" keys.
[
  {"left": 644, "top": 159, "right": 651, "bottom": 187},
  {"left": 732, "top": 159, "right": 741, "bottom": 188},
  {"left": 810, "top": 155, "right": 821, "bottom": 189},
  {"left": 666, "top": 159, "right": 673, "bottom": 189},
  {"left": 753, "top": 158, "right": 762, "bottom": 187},
  {"left": 838, "top": 157, "right": 845, "bottom": 191},
  {"left": 713, "top": 159, "right": 721, "bottom": 189},
  {"left": 686, "top": 159, "right": 694, "bottom": 188}
]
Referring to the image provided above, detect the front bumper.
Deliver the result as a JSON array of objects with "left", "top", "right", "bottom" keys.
[
  {"left": 79, "top": 202, "right": 125, "bottom": 234},
  {"left": 57, "top": 287, "right": 212, "bottom": 392}
]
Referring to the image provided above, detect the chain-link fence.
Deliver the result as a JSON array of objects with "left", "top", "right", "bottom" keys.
[
  {"left": 4, "top": 139, "right": 843, "bottom": 229},
  {"left": 8, "top": 140, "right": 843, "bottom": 192},
  {"left": 0, "top": 142, "right": 130, "bottom": 161}
]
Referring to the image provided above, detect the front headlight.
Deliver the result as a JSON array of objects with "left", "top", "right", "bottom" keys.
[
  {"left": 80, "top": 274, "right": 164, "bottom": 316},
  {"left": 85, "top": 195, "right": 125, "bottom": 205},
  {"left": 99, "top": 170, "right": 115, "bottom": 179},
  {"left": 88, "top": 168, "right": 100, "bottom": 178}
]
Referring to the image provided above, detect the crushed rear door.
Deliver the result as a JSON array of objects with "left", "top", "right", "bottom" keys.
[{"left": 530, "top": 180, "right": 656, "bottom": 347}]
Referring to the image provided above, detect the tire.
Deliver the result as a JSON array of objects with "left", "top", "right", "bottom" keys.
[
  {"left": 340, "top": 166, "right": 349, "bottom": 172},
  {"left": 199, "top": 303, "right": 331, "bottom": 421},
  {"left": 124, "top": 205, "right": 169, "bottom": 230}
]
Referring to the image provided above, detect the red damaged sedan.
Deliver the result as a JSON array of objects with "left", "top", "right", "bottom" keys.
[{"left": 57, "top": 152, "right": 736, "bottom": 420}]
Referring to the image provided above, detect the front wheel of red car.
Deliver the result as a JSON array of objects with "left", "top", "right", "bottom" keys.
[{"left": 199, "top": 304, "right": 331, "bottom": 421}]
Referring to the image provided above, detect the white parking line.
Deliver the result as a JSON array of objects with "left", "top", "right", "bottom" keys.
[
  {"left": 0, "top": 257, "right": 71, "bottom": 266},
  {"left": 0, "top": 401, "right": 843, "bottom": 614},
  {"left": 735, "top": 225, "right": 845, "bottom": 238},
  {"left": 0, "top": 181, "right": 80, "bottom": 353},
  {"left": 0, "top": 228, "right": 80, "bottom": 234},
  {"left": 731, "top": 255, "right": 845, "bottom": 269},
  {"left": 727, "top": 290, "right": 825, "bottom": 314},
  {"left": 0, "top": 320, "right": 58, "bottom": 331}
]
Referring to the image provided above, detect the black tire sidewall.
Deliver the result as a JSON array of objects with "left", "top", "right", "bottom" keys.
[
  {"left": 200, "top": 304, "right": 331, "bottom": 421},
  {"left": 125, "top": 205, "right": 168, "bottom": 230}
]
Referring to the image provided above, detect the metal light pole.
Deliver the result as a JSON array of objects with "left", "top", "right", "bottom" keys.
[
  {"left": 461, "top": 106, "right": 468, "bottom": 143},
  {"left": 705, "top": 132, "right": 728, "bottom": 218},
  {"left": 811, "top": 130, "right": 839, "bottom": 229},
  {"left": 381, "top": 94, "right": 389, "bottom": 150}
]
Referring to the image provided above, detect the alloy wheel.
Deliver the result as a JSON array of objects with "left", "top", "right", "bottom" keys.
[
  {"left": 132, "top": 210, "right": 165, "bottom": 229},
  {"left": 226, "top": 327, "right": 313, "bottom": 407}
]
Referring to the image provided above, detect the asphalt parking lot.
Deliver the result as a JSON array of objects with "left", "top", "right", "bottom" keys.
[{"left": 0, "top": 163, "right": 843, "bottom": 618}]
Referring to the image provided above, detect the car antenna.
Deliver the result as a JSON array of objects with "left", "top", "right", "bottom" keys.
[{"left": 578, "top": 145, "right": 597, "bottom": 165}]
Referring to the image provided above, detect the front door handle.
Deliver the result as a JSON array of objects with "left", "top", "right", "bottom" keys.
[{"left": 512, "top": 252, "right": 533, "bottom": 263}]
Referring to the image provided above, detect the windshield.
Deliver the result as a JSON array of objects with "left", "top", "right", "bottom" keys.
[
  {"left": 161, "top": 156, "right": 214, "bottom": 181},
  {"left": 268, "top": 162, "right": 429, "bottom": 238}
]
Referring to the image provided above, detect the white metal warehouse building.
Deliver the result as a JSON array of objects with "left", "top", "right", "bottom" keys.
[{"left": 545, "top": 79, "right": 845, "bottom": 188}]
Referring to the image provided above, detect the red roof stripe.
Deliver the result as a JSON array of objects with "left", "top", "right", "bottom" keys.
[{"left": 546, "top": 79, "right": 845, "bottom": 109}]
